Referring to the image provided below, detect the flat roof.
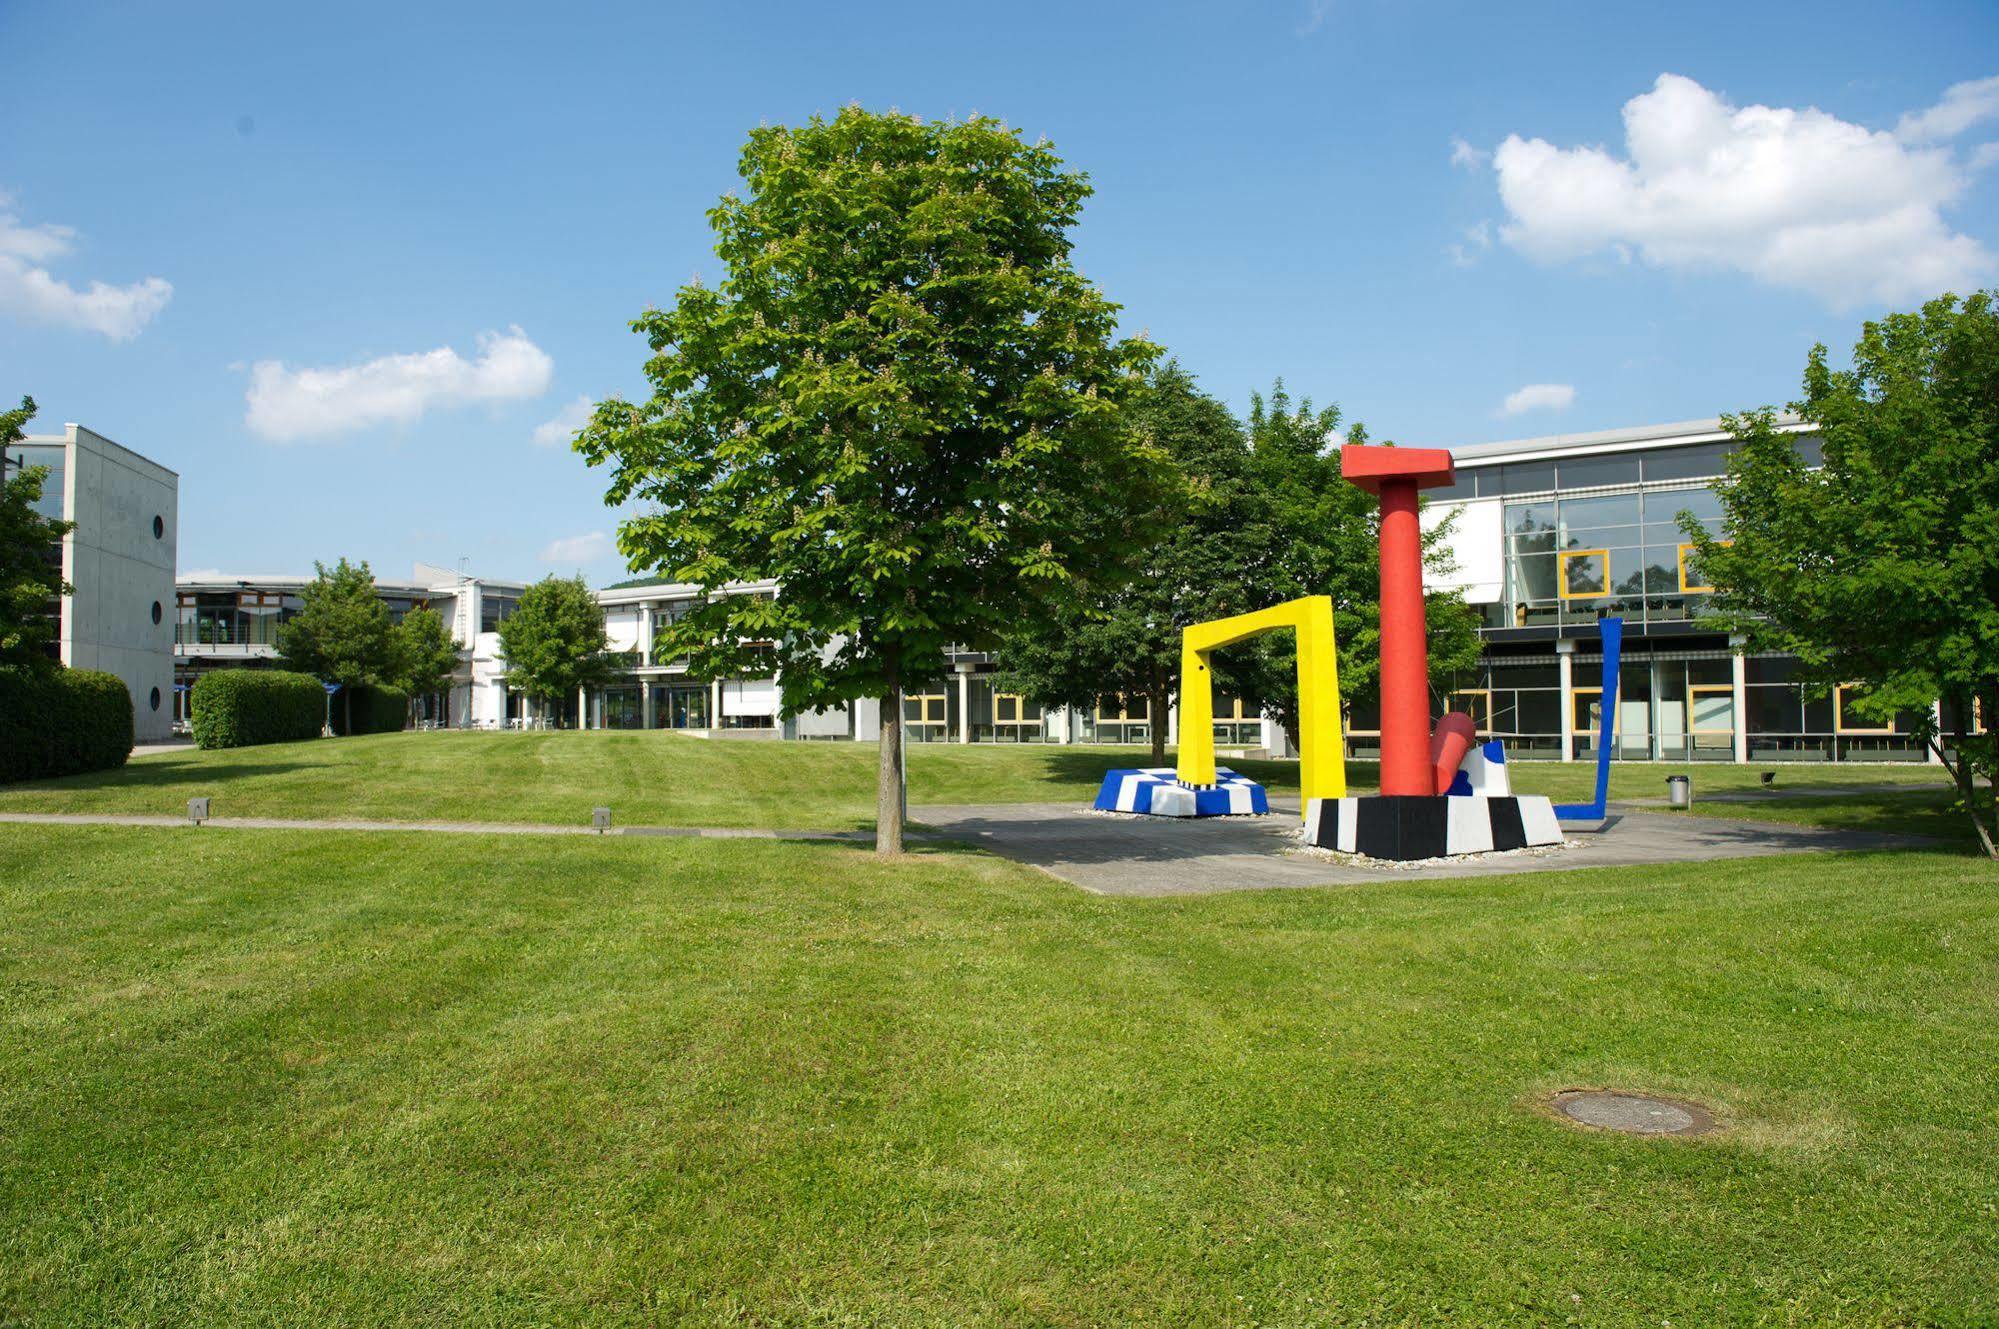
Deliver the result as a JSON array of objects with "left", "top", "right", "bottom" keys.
[
  {"left": 176, "top": 572, "right": 526, "bottom": 594},
  {"left": 1447, "top": 414, "right": 1809, "bottom": 468},
  {"left": 20, "top": 423, "right": 180, "bottom": 479}
]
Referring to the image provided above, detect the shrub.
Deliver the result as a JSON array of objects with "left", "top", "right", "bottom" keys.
[
  {"left": 190, "top": 669, "right": 325, "bottom": 749},
  {"left": 0, "top": 667, "right": 134, "bottom": 782},
  {"left": 329, "top": 682, "right": 409, "bottom": 736}
]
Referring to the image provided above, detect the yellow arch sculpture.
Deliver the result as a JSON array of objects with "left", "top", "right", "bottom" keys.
[{"left": 1175, "top": 596, "right": 1346, "bottom": 814}]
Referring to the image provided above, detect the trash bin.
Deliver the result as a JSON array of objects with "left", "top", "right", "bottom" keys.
[{"left": 1667, "top": 774, "right": 1691, "bottom": 808}]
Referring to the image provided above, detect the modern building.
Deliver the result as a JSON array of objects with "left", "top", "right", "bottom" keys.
[
  {"left": 9, "top": 423, "right": 178, "bottom": 742},
  {"left": 1419, "top": 415, "right": 1931, "bottom": 763},
  {"left": 173, "top": 563, "right": 525, "bottom": 729}
]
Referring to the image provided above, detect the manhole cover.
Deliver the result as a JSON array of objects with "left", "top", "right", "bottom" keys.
[{"left": 1550, "top": 1089, "right": 1716, "bottom": 1136}]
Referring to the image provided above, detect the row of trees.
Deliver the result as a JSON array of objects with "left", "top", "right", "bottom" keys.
[{"left": 278, "top": 564, "right": 617, "bottom": 730}]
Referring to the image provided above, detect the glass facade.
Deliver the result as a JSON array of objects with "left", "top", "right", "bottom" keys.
[{"left": 1497, "top": 485, "right": 1727, "bottom": 631}]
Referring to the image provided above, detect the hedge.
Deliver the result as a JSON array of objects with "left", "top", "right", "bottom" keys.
[
  {"left": 190, "top": 669, "right": 325, "bottom": 749},
  {"left": 329, "top": 682, "right": 409, "bottom": 736},
  {"left": 0, "top": 667, "right": 134, "bottom": 783}
]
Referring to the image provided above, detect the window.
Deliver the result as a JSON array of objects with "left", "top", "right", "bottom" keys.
[
  {"left": 149, "top": 687, "right": 160, "bottom": 711},
  {"left": 153, "top": 515, "right": 164, "bottom": 539},
  {"left": 1446, "top": 689, "right": 1491, "bottom": 734},
  {"left": 904, "top": 693, "right": 948, "bottom": 725},
  {"left": 1559, "top": 549, "right": 1609, "bottom": 599},
  {"left": 1835, "top": 684, "right": 1896, "bottom": 734},
  {"left": 1643, "top": 442, "right": 1732, "bottom": 482},
  {"left": 1677, "top": 540, "right": 1725, "bottom": 593},
  {"left": 151, "top": 601, "right": 162, "bottom": 625}
]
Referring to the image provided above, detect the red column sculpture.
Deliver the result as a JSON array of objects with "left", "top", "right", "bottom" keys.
[{"left": 1341, "top": 444, "right": 1457, "bottom": 797}]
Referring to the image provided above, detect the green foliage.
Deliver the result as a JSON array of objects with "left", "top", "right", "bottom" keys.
[
  {"left": 496, "top": 575, "right": 615, "bottom": 705},
  {"left": 996, "top": 362, "right": 1267, "bottom": 762},
  {"left": 328, "top": 682, "right": 409, "bottom": 736},
  {"left": 1689, "top": 291, "right": 1999, "bottom": 854},
  {"left": 0, "top": 395, "right": 75, "bottom": 671},
  {"left": 0, "top": 667, "right": 132, "bottom": 782},
  {"left": 1210, "top": 383, "right": 1481, "bottom": 745},
  {"left": 279, "top": 558, "right": 393, "bottom": 732},
  {"left": 388, "top": 606, "right": 459, "bottom": 718},
  {"left": 190, "top": 669, "right": 325, "bottom": 749},
  {"left": 576, "top": 108, "right": 1169, "bottom": 721}
]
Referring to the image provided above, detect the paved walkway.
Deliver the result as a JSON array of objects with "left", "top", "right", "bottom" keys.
[
  {"left": 2, "top": 800, "right": 1936, "bottom": 898},
  {"left": 910, "top": 799, "right": 1936, "bottom": 896},
  {"left": 0, "top": 811, "right": 877, "bottom": 842}
]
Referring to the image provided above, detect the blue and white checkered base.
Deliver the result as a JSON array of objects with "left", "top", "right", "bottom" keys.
[{"left": 1093, "top": 767, "right": 1270, "bottom": 817}]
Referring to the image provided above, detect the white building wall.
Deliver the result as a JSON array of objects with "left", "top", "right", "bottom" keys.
[
  {"left": 46, "top": 426, "right": 178, "bottom": 742},
  {"left": 1423, "top": 496, "right": 1503, "bottom": 605}
]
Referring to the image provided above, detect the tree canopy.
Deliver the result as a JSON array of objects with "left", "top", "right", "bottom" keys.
[
  {"left": 389, "top": 605, "right": 460, "bottom": 722},
  {"left": 996, "top": 362, "right": 1278, "bottom": 764},
  {"left": 0, "top": 396, "right": 73, "bottom": 673},
  {"left": 278, "top": 558, "right": 392, "bottom": 732},
  {"left": 496, "top": 575, "right": 615, "bottom": 715},
  {"left": 1689, "top": 291, "right": 1999, "bottom": 855},
  {"left": 576, "top": 108, "right": 1171, "bottom": 851}
]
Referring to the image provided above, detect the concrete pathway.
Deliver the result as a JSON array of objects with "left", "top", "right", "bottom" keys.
[
  {"left": 909, "top": 798, "right": 1935, "bottom": 896},
  {"left": 0, "top": 811, "right": 878, "bottom": 842}
]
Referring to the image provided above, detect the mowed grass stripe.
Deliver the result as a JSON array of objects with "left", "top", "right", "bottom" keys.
[{"left": 1, "top": 825, "right": 1995, "bottom": 1323}]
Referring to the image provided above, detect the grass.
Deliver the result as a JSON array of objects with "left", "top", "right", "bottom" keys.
[
  {"left": 2, "top": 825, "right": 1996, "bottom": 1323},
  {"left": 0, "top": 730, "right": 1959, "bottom": 833}
]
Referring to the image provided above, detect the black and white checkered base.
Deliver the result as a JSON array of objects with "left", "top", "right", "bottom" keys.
[{"left": 1303, "top": 795, "right": 1564, "bottom": 861}]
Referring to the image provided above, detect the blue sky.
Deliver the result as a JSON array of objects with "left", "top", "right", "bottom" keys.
[{"left": 4, "top": 0, "right": 1996, "bottom": 585}]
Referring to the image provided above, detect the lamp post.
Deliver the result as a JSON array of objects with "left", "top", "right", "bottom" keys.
[{"left": 1340, "top": 444, "right": 1457, "bottom": 797}]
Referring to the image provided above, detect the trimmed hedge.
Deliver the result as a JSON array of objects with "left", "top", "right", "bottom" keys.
[
  {"left": 0, "top": 667, "right": 134, "bottom": 783},
  {"left": 191, "top": 669, "right": 325, "bottom": 750},
  {"left": 329, "top": 682, "right": 409, "bottom": 737}
]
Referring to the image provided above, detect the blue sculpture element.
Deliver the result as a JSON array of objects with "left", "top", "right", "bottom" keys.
[
  {"left": 1445, "top": 738, "right": 1511, "bottom": 796},
  {"left": 1554, "top": 615, "right": 1624, "bottom": 822},
  {"left": 1093, "top": 767, "right": 1269, "bottom": 817}
]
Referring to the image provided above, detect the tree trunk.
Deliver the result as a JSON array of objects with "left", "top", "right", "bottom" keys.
[
  {"left": 877, "top": 650, "right": 905, "bottom": 857},
  {"left": 1149, "top": 681, "right": 1169, "bottom": 769},
  {"left": 1930, "top": 696, "right": 1996, "bottom": 859}
]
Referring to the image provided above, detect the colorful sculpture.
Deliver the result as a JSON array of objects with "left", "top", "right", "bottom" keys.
[
  {"left": 1553, "top": 615, "right": 1624, "bottom": 822},
  {"left": 1092, "top": 595, "right": 1342, "bottom": 819},
  {"left": 1298, "top": 444, "right": 1564, "bottom": 859}
]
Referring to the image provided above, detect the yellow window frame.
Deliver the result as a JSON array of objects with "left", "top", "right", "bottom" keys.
[
  {"left": 1677, "top": 539, "right": 1728, "bottom": 594},
  {"left": 1688, "top": 683, "right": 1736, "bottom": 735},
  {"left": 1558, "top": 548, "right": 1610, "bottom": 600},
  {"left": 1446, "top": 688, "right": 1491, "bottom": 734},
  {"left": 906, "top": 692, "right": 948, "bottom": 726},
  {"left": 1834, "top": 683, "right": 1896, "bottom": 734}
]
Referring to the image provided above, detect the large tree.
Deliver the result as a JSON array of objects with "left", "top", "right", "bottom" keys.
[
  {"left": 496, "top": 575, "right": 615, "bottom": 725},
  {"left": 0, "top": 396, "right": 73, "bottom": 673},
  {"left": 1687, "top": 291, "right": 1999, "bottom": 856},
  {"left": 389, "top": 605, "right": 460, "bottom": 724},
  {"left": 996, "top": 362, "right": 1276, "bottom": 765},
  {"left": 278, "top": 558, "right": 393, "bottom": 734},
  {"left": 577, "top": 108, "right": 1169, "bottom": 852},
  {"left": 1214, "top": 385, "right": 1481, "bottom": 749}
]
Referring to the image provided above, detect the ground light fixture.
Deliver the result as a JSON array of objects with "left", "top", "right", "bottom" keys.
[
  {"left": 187, "top": 797, "right": 210, "bottom": 826},
  {"left": 592, "top": 806, "right": 611, "bottom": 834}
]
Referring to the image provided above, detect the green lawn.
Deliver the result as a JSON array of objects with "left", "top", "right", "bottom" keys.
[
  {"left": 0, "top": 730, "right": 1958, "bottom": 832},
  {"left": 2, "top": 825, "right": 1995, "bottom": 1323}
]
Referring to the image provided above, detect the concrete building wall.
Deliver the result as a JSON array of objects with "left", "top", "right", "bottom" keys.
[{"left": 40, "top": 425, "right": 178, "bottom": 742}]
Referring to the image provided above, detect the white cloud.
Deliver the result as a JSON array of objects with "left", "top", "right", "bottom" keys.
[
  {"left": 1447, "top": 219, "right": 1493, "bottom": 267},
  {"left": 1449, "top": 136, "right": 1488, "bottom": 170},
  {"left": 0, "top": 194, "right": 171, "bottom": 340},
  {"left": 1896, "top": 74, "right": 1999, "bottom": 143},
  {"left": 532, "top": 394, "right": 594, "bottom": 447},
  {"left": 1489, "top": 73, "right": 1997, "bottom": 308},
  {"left": 1971, "top": 142, "right": 1999, "bottom": 172},
  {"left": 539, "top": 530, "right": 613, "bottom": 564},
  {"left": 244, "top": 327, "right": 554, "bottom": 442},
  {"left": 1500, "top": 383, "right": 1576, "bottom": 416}
]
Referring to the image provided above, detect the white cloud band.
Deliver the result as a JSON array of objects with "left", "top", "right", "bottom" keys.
[{"left": 245, "top": 327, "right": 554, "bottom": 442}]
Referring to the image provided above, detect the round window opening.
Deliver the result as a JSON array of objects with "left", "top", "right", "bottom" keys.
[
  {"left": 149, "top": 687, "right": 161, "bottom": 711},
  {"left": 153, "top": 515, "right": 164, "bottom": 539},
  {"left": 151, "top": 601, "right": 162, "bottom": 625}
]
